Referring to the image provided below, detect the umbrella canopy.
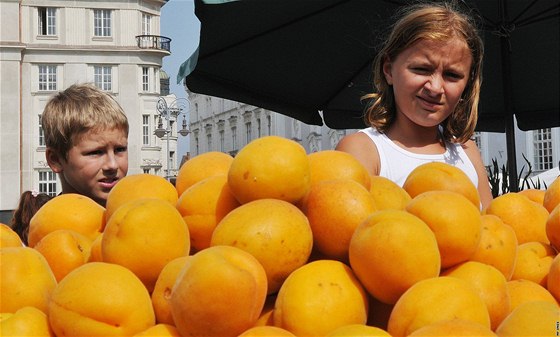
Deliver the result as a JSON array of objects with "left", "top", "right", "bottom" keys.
[{"left": 179, "top": 0, "right": 560, "bottom": 190}]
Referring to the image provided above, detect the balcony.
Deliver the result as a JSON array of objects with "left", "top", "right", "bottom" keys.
[{"left": 136, "top": 35, "right": 171, "bottom": 52}]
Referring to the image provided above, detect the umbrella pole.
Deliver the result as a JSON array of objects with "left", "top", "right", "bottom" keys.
[{"left": 499, "top": 0, "right": 519, "bottom": 192}]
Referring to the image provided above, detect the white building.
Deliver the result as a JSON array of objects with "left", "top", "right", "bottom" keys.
[
  {"left": 186, "top": 89, "right": 560, "bottom": 191},
  {"left": 0, "top": 0, "right": 180, "bottom": 222}
]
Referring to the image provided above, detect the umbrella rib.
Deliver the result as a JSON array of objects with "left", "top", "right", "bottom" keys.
[{"left": 514, "top": 3, "right": 560, "bottom": 28}]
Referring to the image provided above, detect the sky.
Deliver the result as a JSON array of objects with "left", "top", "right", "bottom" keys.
[{"left": 160, "top": 0, "right": 201, "bottom": 157}]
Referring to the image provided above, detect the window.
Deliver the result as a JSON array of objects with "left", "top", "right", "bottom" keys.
[
  {"left": 232, "top": 126, "right": 237, "bottom": 151},
  {"left": 267, "top": 115, "right": 271, "bottom": 135},
  {"left": 207, "top": 133, "right": 212, "bottom": 151},
  {"left": 39, "top": 65, "right": 57, "bottom": 91},
  {"left": 219, "top": 130, "right": 225, "bottom": 152},
  {"left": 245, "top": 122, "right": 252, "bottom": 144},
  {"left": 473, "top": 132, "right": 482, "bottom": 148},
  {"left": 533, "top": 128, "right": 553, "bottom": 171},
  {"left": 39, "top": 114, "right": 45, "bottom": 146},
  {"left": 195, "top": 136, "right": 199, "bottom": 155},
  {"left": 94, "top": 65, "right": 112, "bottom": 91},
  {"left": 143, "top": 168, "right": 150, "bottom": 174},
  {"left": 142, "top": 13, "right": 152, "bottom": 35},
  {"left": 39, "top": 171, "right": 57, "bottom": 197},
  {"left": 257, "top": 118, "right": 261, "bottom": 138},
  {"left": 38, "top": 7, "right": 56, "bottom": 36},
  {"left": 94, "top": 9, "right": 111, "bottom": 37},
  {"left": 142, "top": 115, "right": 150, "bottom": 145},
  {"left": 142, "top": 67, "right": 149, "bottom": 92}
]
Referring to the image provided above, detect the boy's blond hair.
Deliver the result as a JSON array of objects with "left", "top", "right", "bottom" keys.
[{"left": 42, "top": 83, "right": 129, "bottom": 159}]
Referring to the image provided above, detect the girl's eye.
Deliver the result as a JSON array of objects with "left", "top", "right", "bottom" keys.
[
  {"left": 116, "top": 146, "right": 128, "bottom": 153},
  {"left": 445, "top": 72, "right": 464, "bottom": 80}
]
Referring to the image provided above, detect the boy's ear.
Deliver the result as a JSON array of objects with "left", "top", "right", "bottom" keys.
[{"left": 45, "top": 148, "right": 64, "bottom": 173}]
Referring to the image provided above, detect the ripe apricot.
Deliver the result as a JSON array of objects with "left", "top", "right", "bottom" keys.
[
  {"left": 238, "top": 326, "right": 296, "bottom": 337},
  {"left": 170, "top": 245, "right": 268, "bottom": 337},
  {"left": 273, "top": 260, "right": 369, "bottom": 336},
  {"left": 134, "top": 324, "right": 180, "bottom": 337},
  {"left": 0, "top": 247, "right": 57, "bottom": 313},
  {"left": 495, "top": 301, "right": 560, "bottom": 336},
  {"left": 406, "top": 190, "right": 482, "bottom": 269},
  {"left": 442, "top": 261, "right": 510, "bottom": 330},
  {"left": 387, "top": 276, "right": 491, "bottom": 336},
  {"left": 543, "top": 176, "right": 560, "bottom": 213},
  {"left": 105, "top": 173, "right": 178, "bottom": 222},
  {"left": 151, "top": 256, "right": 190, "bottom": 325},
  {"left": 408, "top": 318, "right": 496, "bottom": 336},
  {"left": 548, "top": 254, "right": 560, "bottom": 302},
  {"left": 176, "top": 175, "right": 240, "bottom": 253},
  {"left": 326, "top": 324, "right": 392, "bottom": 336},
  {"left": 254, "top": 294, "right": 276, "bottom": 326},
  {"left": 518, "top": 188, "right": 546, "bottom": 204},
  {"left": 0, "top": 224, "right": 23, "bottom": 248},
  {"left": 28, "top": 193, "right": 104, "bottom": 247},
  {"left": 175, "top": 151, "right": 234, "bottom": 196},
  {"left": 469, "top": 214, "right": 518, "bottom": 280},
  {"left": 34, "top": 229, "right": 92, "bottom": 282},
  {"left": 506, "top": 279, "right": 559, "bottom": 314},
  {"left": 403, "top": 162, "right": 480, "bottom": 208},
  {"left": 546, "top": 204, "right": 560, "bottom": 251},
  {"left": 349, "top": 210, "right": 440, "bottom": 304},
  {"left": 304, "top": 179, "right": 376, "bottom": 261},
  {"left": 369, "top": 175, "right": 411, "bottom": 210},
  {"left": 307, "top": 150, "right": 371, "bottom": 189},
  {"left": 102, "top": 198, "right": 190, "bottom": 293},
  {"left": 511, "top": 241, "right": 555, "bottom": 286},
  {"left": 88, "top": 233, "right": 103, "bottom": 262},
  {"left": 211, "top": 198, "right": 312, "bottom": 294},
  {"left": 484, "top": 192, "right": 549, "bottom": 244},
  {"left": 227, "top": 136, "right": 310, "bottom": 204},
  {"left": 48, "top": 262, "right": 155, "bottom": 336},
  {"left": 0, "top": 306, "right": 54, "bottom": 336}
]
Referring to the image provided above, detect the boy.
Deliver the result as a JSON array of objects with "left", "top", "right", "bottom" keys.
[{"left": 42, "top": 83, "right": 129, "bottom": 207}]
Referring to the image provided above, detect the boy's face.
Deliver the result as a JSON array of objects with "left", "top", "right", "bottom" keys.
[{"left": 47, "top": 127, "right": 128, "bottom": 207}]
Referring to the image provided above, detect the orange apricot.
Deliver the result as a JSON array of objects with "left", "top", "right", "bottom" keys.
[
  {"left": 0, "top": 224, "right": 23, "bottom": 248},
  {"left": 495, "top": 301, "right": 560, "bottom": 336},
  {"left": 175, "top": 151, "right": 234, "bottom": 197},
  {"left": 543, "top": 176, "right": 560, "bottom": 213},
  {"left": 506, "top": 279, "right": 559, "bottom": 314},
  {"left": 546, "top": 204, "right": 560, "bottom": 251},
  {"left": 408, "top": 318, "right": 497, "bottom": 336},
  {"left": 547, "top": 254, "right": 560, "bottom": 302},
  {"left": 511, "top": 241, "right": 555, "bottom": 286},
  {"left": 0, "top": 306, "right": 54, "bottom": 336},
  {"left": 151, "top": 256, "right": 191, "bottom": 325},
  {"left": 369, "top": 175, "right": 411, "bottom": 211},
  {"left": 307, "top": 150, "right": 371, "bottom": 189}
]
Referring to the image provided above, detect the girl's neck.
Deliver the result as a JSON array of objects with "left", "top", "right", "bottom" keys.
[{"left": 385, "top": 120, "right": 446, "bottom": 154}]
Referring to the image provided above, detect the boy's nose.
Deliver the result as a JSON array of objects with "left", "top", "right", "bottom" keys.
[{"left": 103, "top": 152, "right": 119, "bottom": 170}]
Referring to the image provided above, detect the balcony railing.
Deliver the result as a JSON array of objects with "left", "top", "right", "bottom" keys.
[{"left": 135, "top": 35, "right": 171, "bottom": 52}]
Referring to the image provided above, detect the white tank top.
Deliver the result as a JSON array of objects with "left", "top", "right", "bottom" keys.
[{"left": 359, "top": 127, "right": 478, "bottom": 187}]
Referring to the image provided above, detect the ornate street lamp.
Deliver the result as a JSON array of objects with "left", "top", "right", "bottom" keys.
[{"left": 154, "top": 96, "right": 190, "bottom": 180}]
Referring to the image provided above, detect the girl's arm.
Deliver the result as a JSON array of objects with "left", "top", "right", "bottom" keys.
[
  {"left": 463, "top": 139, "right": 493, "bottom": 210},
  {"left": 335, "top": 132, "right": 380, "bottom": 177}
]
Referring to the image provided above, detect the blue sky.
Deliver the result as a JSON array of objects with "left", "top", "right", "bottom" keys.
[{"left": 160, "top": 0, "right": 201, "bottom": 156}]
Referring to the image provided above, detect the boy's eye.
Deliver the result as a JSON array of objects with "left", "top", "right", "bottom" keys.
[{"left": 87, "top": 150, "right": 103, "bottom": 156}]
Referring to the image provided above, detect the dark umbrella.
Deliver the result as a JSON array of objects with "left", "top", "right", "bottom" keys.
[{"left": 178, "top": 0, "right": 559, "bottom": 191}]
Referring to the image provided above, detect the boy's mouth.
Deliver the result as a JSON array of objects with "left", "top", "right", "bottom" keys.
[{"left": 99, "top": 177, "right": 120, "bottom": 189}]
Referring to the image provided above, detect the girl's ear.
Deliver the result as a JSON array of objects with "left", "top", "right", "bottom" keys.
[
  {"left": 46, "top": 148, "right": 64, "bottom": 173},
  {"left": 383, "top": 59, "right": 394, "bottom": 85}
]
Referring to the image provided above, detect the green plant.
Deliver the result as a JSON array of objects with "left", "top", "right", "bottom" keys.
[{"left": 486, "top": 154, "right": 547, "bottom": 198}]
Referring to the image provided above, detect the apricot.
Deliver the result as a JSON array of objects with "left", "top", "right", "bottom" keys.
[
  {"left": 105, "top": 173, "right": 178, "bottom": 222},
  {"left": 387, "top": 276, "right": 491, "bottom": 336},
  {"left": 349, "top": 210, "right": 440, "bottom": 304},
  {"left": 48, "top": 262, "right": 155, "bottom": 336},
  {"left": 518, "top": 188, "right": 546, "bottom": 204},
  {"left": 34, "top": 229, "right": 92, "bottom": 282},
  {"left": 0, "top": 223, "right": 23, "bottom": 248},
  {"left": 176, "top": 175, "right": 240, "bottom": 253},
  {"left": 369, "top": 175, "right": 411, "bottom": 210},
  {"left": 442, "top": 261, "right": 510, "bottom": 330},
  {"left": 227, "top": 135, "right": 310, "bottom": 204},
  {"left": 170, "top": 245, "right": 268, "bottom": 337},
  {"left": 403, "top": 162, "right": 480, "bottom": 208},
  {"left": 543, "top": 175, "right": 560, "bottom": 213},
  {"left": 495, "top": 301, "right": 560, "bottom": 336},
  {"left": 102, "top": 198, "right": 190, "bottom": 292},
  {"left": 506, "top": 279, "right": 559, "bottom": 314},
  {"left": 28, "top": 193, "right": 104, "bottom": 247},
  {"left": 0, "top": 306, "right": 54, "bottom": 336},
  {"left": 175, "top": 151, "right": 234, "bottom": 196},
  {"left": 238, "top": 326, "right": 296, "bottom": 337},
  {"left": 408, "top": 318, "right": 497, "bottom": 336},
  {"left": 511, "top": 241, "right": 555, "bottom": 286},
  {"left": 151, "top": 256, "right": 190, "bottom": 325},
  {"left": 406, "top": 190, "right": 482, "bottom": 268},
  {"left": 211, "top": 198, "right": 313, "bottom": 294},
  {"left": 134, "top": 323, "right": 181, "bottom": 337},
  {"left": 484, "top": 192, "right": 550, "bottom": 244},
  {"left": 273, "top": 260, "right": 369, "bottom": 336},
  {"left": 469, "top": 214, "right": 518, "bottom": 280},
  {"left": 307, "top": 150, "right": 371, "bottom": 189},
  {"left": 548, "top": 254, "right": 560, "bottom": 302},
  {"left": 0, "top": 247, "right": 57, "bottom": 313},
  {"left": 546, "top": 204, "right": 560, "bottom": 251},
  {"left": 304, "top": 179, "right": 377, "bottom": 261},
  {"left": 326, "top": 324, "right": 392, "bottom": 336}
]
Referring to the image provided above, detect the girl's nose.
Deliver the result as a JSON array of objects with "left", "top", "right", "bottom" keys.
[{"left": 425, "top": 74, "right": 444, "bottom": 95}]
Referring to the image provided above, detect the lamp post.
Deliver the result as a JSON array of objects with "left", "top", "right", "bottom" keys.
[{"left": 154, "top": 96, "right": 190, "bottom": 180}]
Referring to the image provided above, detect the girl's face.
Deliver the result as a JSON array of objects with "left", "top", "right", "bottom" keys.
[
  {"left": 48, "top": 127, "right": 128, "bottom": 206},
  {"left": 383, "top": 38, "right": 472, "bottom": 129}
]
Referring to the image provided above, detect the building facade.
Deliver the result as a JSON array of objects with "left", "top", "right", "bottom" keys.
[
  {"left": 0, "top": 0, "right": 179, "bottom": 221},
  {"left": 186, "top": 88, "right": 560, "bottom": 188}
]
